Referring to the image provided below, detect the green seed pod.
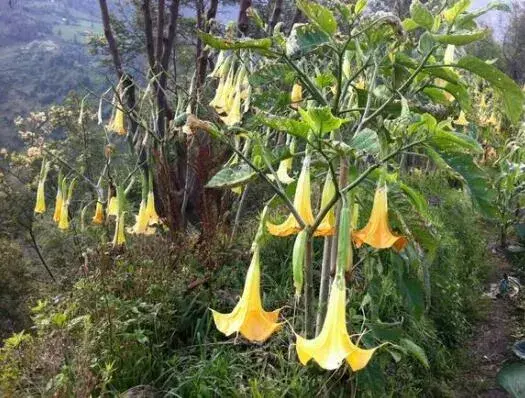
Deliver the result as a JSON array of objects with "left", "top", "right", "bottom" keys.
[
  {"left": 293, "top": 230, "right": 308, "bottom": 298},
  {"left": 336, "top": 200, "right": 352, "bottom": 275}
]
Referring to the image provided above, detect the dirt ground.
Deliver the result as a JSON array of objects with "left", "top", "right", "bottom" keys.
[{"left": 456, "top": 250, "right": 520, "bottom": 397}]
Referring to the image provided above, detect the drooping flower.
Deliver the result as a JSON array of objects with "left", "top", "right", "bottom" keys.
[
  {"left": 127, "top": 200, "right": 155, "bottom": 235},
  {"left": 352, "top": 184, "right": 407, "bottom": 251},
  {"left": 291, "top": 83, "right": 303, "bottom": 109},
  {"left": 107, "top": 95, "right": 126, "bottom": 135},
  {"left": 453, "top": 110, "right": 469, "bottom": 126},
  {"left": 145, "top": 190, "right": 160, "bottom": 225},
  {"left": 53, "top": 187, "right": 63, "bottom": 223},
  {"left": 314, "top": 173, "right": 336, "bottom": 237},
  {"left": 34, "top": 161, "right": 50, "bottom": 214},
  {"left": 107, "top": 195, "right": 119, "bottom": 217},
  {"left": 34, "top": 181, "right": 46, "bottom": 214},
  {"left": 295, "top": 276, "right": 380, "bottom": 371},
  {"left": 267, "top": 156, "right": 314, "bottom": 237},
  {"left": 58, "top": 178, "right": 75, "bottom": 231},
  {"left": 92, "top": 201, "right": 105, "bottom": 225},
  {"left": 275, "top": 157, "right": 295, "bottom": 184},
  {"left": 211, "top": 246, "right": 281, "bottom": 342},
  {"left": 112, "top": 212, "right": 126, "bottom": 246}
]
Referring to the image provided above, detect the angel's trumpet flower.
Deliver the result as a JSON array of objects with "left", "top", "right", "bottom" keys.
[
  {"left": 58, "top": 178, "right": 76, "bottom": 231},
  {"left": 92, "top": 201, "right": 105, "bottom": 225},
  {"left": 211, "top": 245, "right": 281, "bottom": 342},
  {"left": 295, "top": 276, "right": 380, "bottom": 371},
  {"left": 274, "top": 157, "right": 295, "bottom": 185},
  {"left": 107, "top": 101, "right": 126, "bottom": 136},
  {"left": 145, "top": 190, "right": 159, "bottom": 225},
  {"left": 53, "top": 187, "right": 63, "bottom": 223},
  {"left": 291, "top": 83, "right": 303, "bottom": 109},
  {"left": 211, "top": 65, "right": 235, "bottom": 114},
  {"left": 127, "top": 200, "right": 155, "bottom": 235},
  {"left": 34, "top": 161, "right": 50, "bottom": 214},
  {"left": 112, "top": 187, "right": 126, "bottom": 247},
  {"left": 314, "top": 173, "right": 336, "bottom": 237},
  {"left": 267, "top": 156, "right": 314, "bottom": 237},
  {"left": 107, "top": 195, "right": 119, "bottom": 217},
  {"left": 34, "top": 181, "right": 46, "bottom": 214},
  {"left": 453, "top": 110, "right": 469, "bottom": 126},
  {"left": 352, "top": 184, "right": 407, "bottom": 251}
]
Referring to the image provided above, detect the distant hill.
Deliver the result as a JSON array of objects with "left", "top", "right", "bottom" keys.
[{"left": 0, "top": 0, "right": 105, "bottom": 149}]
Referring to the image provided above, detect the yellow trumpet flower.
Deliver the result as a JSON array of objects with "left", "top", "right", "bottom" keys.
[
  {"left": 34, "top": 181, "right": 46, "bottom": 214},
  {"left": 267, "top": 157, "right": 314, "bottom": 237},
  {"left": 58, "top": 199, "right": 69, "bottom": 230},
  {"left": 352, "top": 185, "right": 407, "bottom": 251},
  {"left": 211, "top": 246, "right": 281, "bottom": 342},
  {"left": 53, "top": 188, "right": 63, "bottom": 223},
  {"left": 296, "top": 276, "right": 379, "bottom": 371},
  {"left": 291, "top": 83, "right": 303, "bottom": 109},
  {"left": 453, "top": 110, "right": 469, "bottom": 126},
  {"left": 211, "top": 66, "right": 235, "bottom": 114},
  {"left": 145, "top": 191, "right": 160, "bottom": 225},
  {"left": 112, "top": 212, "right": 126, "bottom": 246},
  {"left": 268, "top": 157, "right": 294, "bottom": 185},
  {"left": 314, "top": 173, "right": 336, "bottom": 237},
  {"left": 220, "top": 89, "right": 242, "bottom": 126},
  {"left": 107, "top": 196, "right": 119, "bottom": 217},
  {"left": 92, "top": 201, "right": 105, "bottom": 225},
  {"left": 127, "top": 200, "right": 155, "bottom": 235},
  {"left": 107, "top": 101, "right": 126, "bottom": 136}
]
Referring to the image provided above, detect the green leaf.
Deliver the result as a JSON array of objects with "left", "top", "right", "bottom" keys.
[
  {"left": 350, "top": 128, "right": 380, "bottom": 154},
  {"left": 402, "top": 18, "right": 419, "bottom": 31},
  {"left": 206, "top": 163, "right": 256, "bottom": 189},
  {"left": 286, "top": 23, "right": 331, "bottom": 57},
  {"left": 442, "top": 82, "right": 471, "bottom": 111},
  {"left": 497, "top": 363, "right": 525, "bottom": 397},
  {"left": 258, "top": 115, "right": 311, "bottom": 139},
  {"left": 442, "top": 0, "right": 471, "bottom": 23},
  {"left": 457, "top": 56, "right": 524, "bottom": 124},
  {"left": 298, "top": 106, "right": 348, "bottom": 135},
  {"left": 198, "top": 32, "right": 272, "bottom": 51},
  {"left": 423, "top": 87, "right": 452, "bottom": 105},
  {"left": 297, "top": 0, "right": 337, "bottom": 35},
  {"left": 456, "top": 1, "right": 511, "bottom": 28},
  {"left": 355, "top": 0, "right": 368, "bottom": 15},
  {"left": 400, "top": 338, "right": 430, "bottom": 368},
  {"left": 396, "top": 269, "right": 425, "bottom": 318},
  {"left": 430, "top": 130, "right": 483, "bottom": 153},
  {"left": 249, "top": 63, "right": 295, "bottom": 86},
  {"left": 410, "top": 0, "right": 434, "bottom": 30},
  {"left": 431, "top": 29, "right": 488, "bottom": 45},
  {"left": 427, "top": 146, "right": 497, "bottom": 217},
  {"left": 397, "top": 182, "right": 429, "bottom": 217}
]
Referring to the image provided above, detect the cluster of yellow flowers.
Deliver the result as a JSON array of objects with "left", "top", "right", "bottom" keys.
[
  {"left": 209, "top": 51, "right": 251, "bottom": 126},
  {"left": 34, "top": 169, "right": 160, "bottom": 247}
]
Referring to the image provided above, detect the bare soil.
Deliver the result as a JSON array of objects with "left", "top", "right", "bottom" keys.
[{"left": 456, "top": 250, "right": 519, "bottom": 397}]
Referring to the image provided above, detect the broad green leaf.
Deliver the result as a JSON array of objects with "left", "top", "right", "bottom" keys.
[
  {"left": 315, "top": 71, "right": 336, "bottom": 88},
  {"left": 497, "top": 363, "right": 525, "bottom": 397},
  {"left": 457, "top": 56, "right": 524, "bottom": 124},
  {"left": 198, "top": 32, "right": 272, "bottom": 51},
  {"left": 402, "top": 18, "right": 419, "bottom": 31},
  {"left": 410, "top": 0, "right": 434, "bottom": 30},
  {"left": 355, "top": 0, "right": 368, "bottom": 15},
  {"left": 350, "top": 128, "right": 380, "bottom": 154},
  {"left": 430, "top": 130, "right": 483, "bottom": 153},
  {"left": 442, "top": 0, "right": 471, "bottom": 23},
  {"left": 397, "top": 182, "right": 429, "bottom": 217},
  {"left": 431, "top": 29, "right": 488, "bottom": 45},
  {"left": 298, "top": 106, "right": 348, "bottom": 135},
  {"left": 206, "top": 163, "right": 256, "bottom": 188},
  {"left": 297, "top": 0, "right": 337, "bottom": 35},
  {"left": 400, "top": 338, "right": 430, "bottom": 368},
  {"left": 396, "top": 53, "right": 461, "bottom": 84},
  {"left": 423, "top": 87, "right": 452, "bottom": 105},
  {"left": 396, "top": 268, "right": 425, "bottom": 318},
  {"left": 426, "top": 146, "right": 497, "bottom": 217},
  {"left": 286, "top": 23, "right": 331, "bottom": 57},
  {"left": 258, "top": 115, "right": 310, "bottom": 139},
  {"left": 249, "top": 63, "right": 295, "bottom": 86},
  {"left": 443, "top": 82, "right": 471, "bottom": 111},
  {"left": 456, "top": 1, "right": 511, "bottom": 28}
]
